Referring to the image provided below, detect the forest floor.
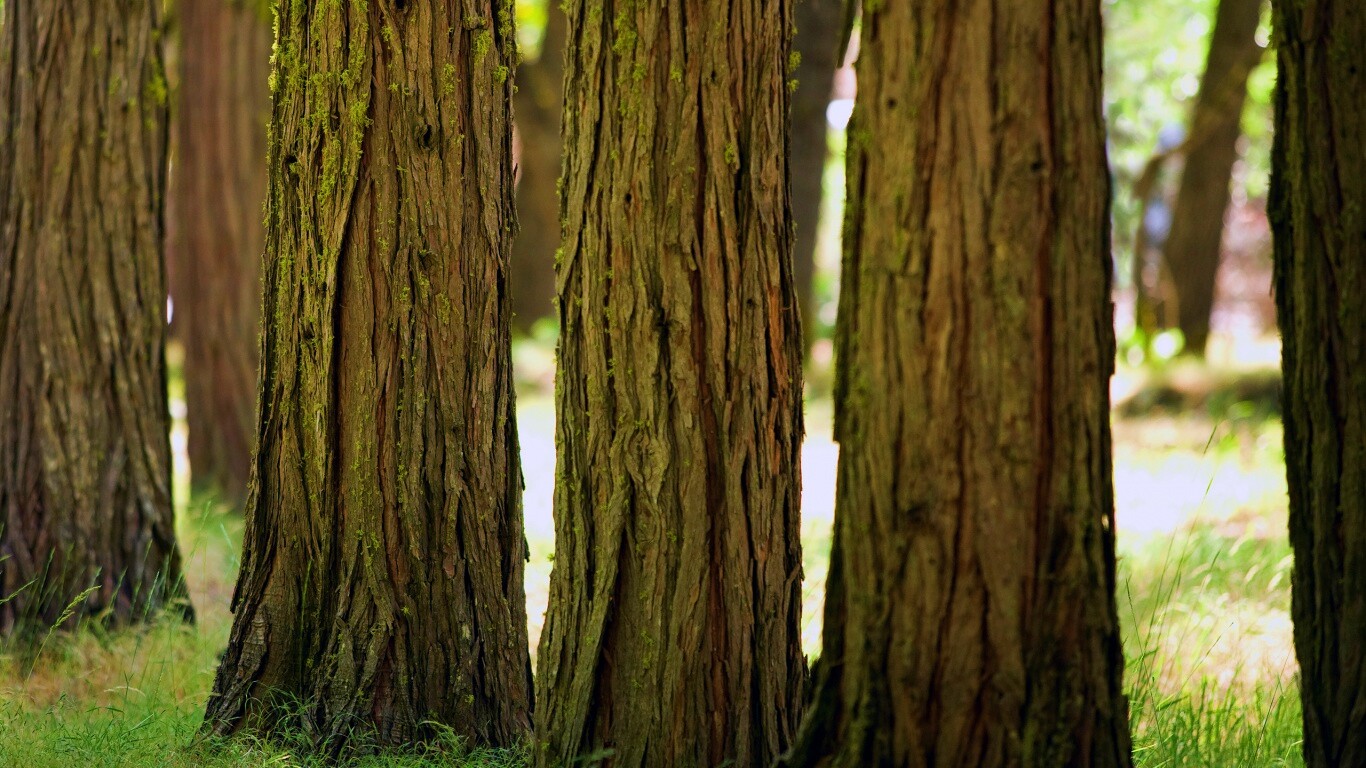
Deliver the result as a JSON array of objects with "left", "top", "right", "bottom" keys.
[{"left": 0, "top": 356, "right": 1300, "bottom": 767}]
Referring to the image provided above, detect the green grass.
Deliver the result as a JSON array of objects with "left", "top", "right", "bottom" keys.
[
  {"left": 0, "top": 501, "right": 526, "bottom": 768},
  {"left": 1115, "top": 397, "right": 1302, "bottom": 767},
  {"left": 0, "top": 396, "right": 1302, "bottom": 766},
  {"left": 1122, "top": 528, "right": 1301, "bottom": 766}
]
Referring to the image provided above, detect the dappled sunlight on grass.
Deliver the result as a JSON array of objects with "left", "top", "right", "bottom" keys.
[{"left": 1113, "top": 396, "right": 1300, "bottom": 766}]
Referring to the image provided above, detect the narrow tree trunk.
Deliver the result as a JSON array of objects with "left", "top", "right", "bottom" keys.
[
  {"left": 534, "top": 0, "right": 806, "bottom": 765},
  {"left": 168, "top": 0, "right": 272, "bottom": 500},
  {"left": 790, "top": 0, "right": 843, "bottom": 347},
  {"left": 202, "top": 0, "right": 531, "bottom": 751},
  {"left": 781, "top": 0, "right": 1133, "bottom": 766},
  {"left": 0, "top": 0, "right": 191, "bottom": 635},
  {"left": 510, "top": 5, "right": 566, "bottom": 334},
  {"left": 1163, "top": 0, "right": 1265, "bottom": 356},
  {"left": 1272, "top": 1, "right": 1366, "bottom": 766}
]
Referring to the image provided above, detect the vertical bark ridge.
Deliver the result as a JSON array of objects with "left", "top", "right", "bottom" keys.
[
  {"left": 781, "top": 0, "right": 1132, "bottom": 766},
  {"left": 1272, "top": 1, "right": 1366, "bottom": 766},
  {"left": 202, "top": 0, "right": 531, "bottom": 751},
  {"left": 534, "top": 0, "right": 806, "bottom": 765},
  {"left": 0, "top": 0, "right": 190, "bottom": 635}
]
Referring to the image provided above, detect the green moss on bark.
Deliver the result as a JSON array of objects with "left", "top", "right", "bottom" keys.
[{"left": 201, "top": 0, "right": 531, "bottom": 753}]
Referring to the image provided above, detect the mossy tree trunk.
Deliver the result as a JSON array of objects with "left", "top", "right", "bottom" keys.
[
  {"left": 0, "top": 0, "right": 191, "bottom": 635},
  {"left": 1272, "top": 1, "right": 1366, "bottom": 765},
  {"left": 1163, "top": 0, "right": 1265, "bottom": 356},
  {"left": 510, "top": 3, "right": 566, "bottom": 333},
  {"left": 201, "top": 0, "right": 531, "bottom": 752},
  {"left": 780, "top": 0, "right": 1133, "bottom": 765},
  {"left": 533, "top": 0, "right": 806, "bottom": 765},
  {"left": 790, "top": 0, "right": 843, "bottom": 348},
  {"left": 168, "top": 0, "right": 272, "bottom": 500}
]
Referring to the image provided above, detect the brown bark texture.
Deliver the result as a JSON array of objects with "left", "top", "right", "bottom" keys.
[
  {"left": 1271, "top": 1, "right": 1366, "bottom": 766},
  {"left": 790, "top": 0, "right": 842, "bottom": 346},
  {"left": 780, "top": 0, "right": 1133, "bottom": 766},
  {"left": 201, "top": 0, "right": 531, "bottom": 752},
  {"left": 168, "top": 0, "right": 272, "bottom": 500},
  {"left": 0, "top": 0, "right": 191, "bottom": 635},
  {"left": 1163, "top": 0, "right": 1265, "bottom": 356},
  {"left": 510, "top": 4, "right": 566, "bottom": 333},
  {"left": 533, "top": 0, "right": 806, "bottom": 765}
]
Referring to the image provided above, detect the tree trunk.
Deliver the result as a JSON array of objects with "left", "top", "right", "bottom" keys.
[
  {"left": 780, "top": 0, "right": 1133, "bottom": 766},
  {"left": 533, "top": 0, "right": 806, "bottom": 765},
  {"left": 510, "top": 5, "right": 565, "bottom": 334},
  {"left": 201, "top": 0, "right": 531, "bottom": 752},
  {"left": 168, "top": 0, "right": 272, "bottom": 500},
  {"left": 0, "top": 0, "right": 191, "bottom": 635},
  {"left": 1163, "top": 0, "right": 1264, "bottom": 356},
  {"left": 1272, "top": 1, "right": 1366, "bottom": 766},
  {"left": 790, "top": 0, "right": 843, "bottom": 347}
]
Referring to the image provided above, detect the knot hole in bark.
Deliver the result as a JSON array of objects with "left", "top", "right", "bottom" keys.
[
  {"left": 903, "top": 502, "right": 932, "bottom": 529},
  {"left": 417, "top": 123, "right": 437, "bottom": 151}
]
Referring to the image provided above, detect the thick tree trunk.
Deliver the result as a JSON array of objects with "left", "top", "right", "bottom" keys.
[
  {"left": 533, "top": 0, "right": 806, "bottom": 765},
  {"left": 168, "top": 0, "right": 272, "bottom": 500},
  {"left": 201, "top": 0, "right": 531, "bottom": 752},
  {"left": 1272, "top": 2, "right": 1366, "bottom": 766},
  {"left": 1163, "top": 0, "right": 1264, "bottom": 356},
  {"left": 0, "top": 0, "right": 191, "bottom": 635},
  {"left": 780, "top": 1, "right": 1133, "bottom": 766},
  {"left": 510, "top": 5, "right": 565, "bottom": 334},
  {"left": 790, "top": 0, "right": 842, "bottom": 346},
  {"left": 168, "top": 0, "right": 271, "bottom": 501}
]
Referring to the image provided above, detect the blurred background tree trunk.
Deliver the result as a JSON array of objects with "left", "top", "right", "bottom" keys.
[
  {"left": 0, "top": 0, "right": 191, "bottom": 635},
  {"left": 1163, "top": 0, "right": 1265, "bottom": 356},
  {"left": 168, "top": 0, "right": 272, "bottom": 501},
  {"left": 790, "top": 0, "right": 843, "bottom": 350},
  {"left": 510, "top": 5, "right": 566, "bottom": 333}
]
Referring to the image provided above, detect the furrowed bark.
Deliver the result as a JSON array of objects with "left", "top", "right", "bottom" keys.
[
  {"left": 534, "top": 0, "right": 806, "bottom": 765},
  {"left": 202, "top": 0, "right": 531, "bottom": 751},
  {"left": 781, "top": 0, "right": 1133, "bottom": 765},
  {"left": 1272, "top": 1, "right": 1366, "bottom": 765},
  {"left": 0, "top": 0, "right": 191, "bottom": 635},
  {"left": 168, "top": 0, "right": 272, "bottom": 500}
]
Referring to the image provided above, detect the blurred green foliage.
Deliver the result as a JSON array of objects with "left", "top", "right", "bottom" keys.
[
  {"left": 515, "top": 0, "right": 552, "bottom": 60},
  {"left": 1105, "top": 0, "right": 1274, "bottom": 290}
]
